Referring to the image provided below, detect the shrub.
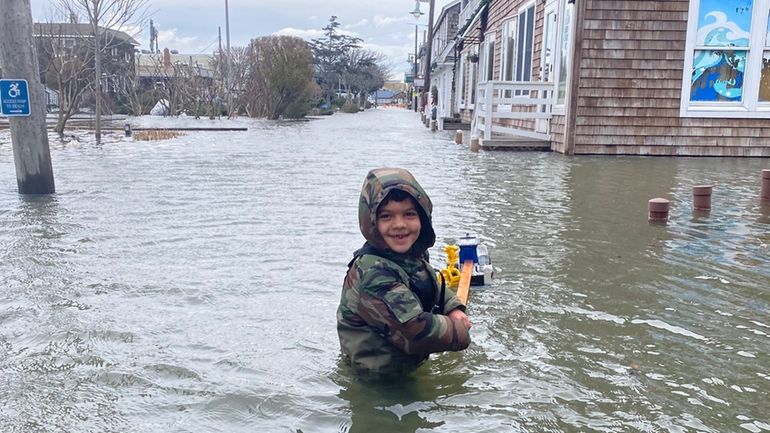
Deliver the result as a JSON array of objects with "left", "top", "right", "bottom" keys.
[{"left": 341, "top": 101, "right": 359, "bottom": 113}]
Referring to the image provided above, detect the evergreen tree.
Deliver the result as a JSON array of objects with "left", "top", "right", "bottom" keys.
[{"left": 309, "top": 16, "right": 362, "bottom": 105}]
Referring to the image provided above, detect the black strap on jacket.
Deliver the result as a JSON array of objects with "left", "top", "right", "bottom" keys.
[{"left": 431, "top": 272, "right": 447, "bottom": 315}]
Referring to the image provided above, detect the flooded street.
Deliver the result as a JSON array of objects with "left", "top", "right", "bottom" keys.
[{"left": 1, "top": 109, "right": 768, "bottom": 432}]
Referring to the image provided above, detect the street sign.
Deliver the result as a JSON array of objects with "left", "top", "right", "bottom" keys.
[
  {"left": 414, "top": 78, "right": 425, "bottom": 88},
  {"left": 0, "top": 79, "right": 31, "bottom": 116},
  {"left": 405, "top": 74, "right": 414, "bottom": 84}
]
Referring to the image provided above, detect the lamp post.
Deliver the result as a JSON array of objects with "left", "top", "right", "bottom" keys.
[
  {"left": 411, "top": 0, "right": 435, "bottom": 115},
  {"left": 410, "top": 2, "right": 423, "bottom": 112},
  {"left": 423, "top": 0, "right": 435, "bottom": 113}
]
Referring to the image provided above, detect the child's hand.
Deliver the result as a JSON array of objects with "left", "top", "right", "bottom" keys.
[{"left": 447, "top": 308, "right": 472, "bottom": 330}]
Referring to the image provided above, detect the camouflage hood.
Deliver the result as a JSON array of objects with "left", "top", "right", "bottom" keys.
[{"left": 358, "top": 168, "right": 436, "bottom": 256}]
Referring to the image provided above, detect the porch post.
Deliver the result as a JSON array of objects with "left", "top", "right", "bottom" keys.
[{"left": 483, "top": 81, "right": 493, "bottom": 141}]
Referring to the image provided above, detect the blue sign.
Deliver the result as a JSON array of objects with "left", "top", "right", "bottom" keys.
[{"left": 0, "top": 79, "right": 31, "bottom": 116}]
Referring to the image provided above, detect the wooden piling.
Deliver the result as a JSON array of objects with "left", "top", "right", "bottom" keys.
[
  {"left": 648, "top": 198, "right": 670, "bottom": 223},
  {"left": 761, "top": 169, "right": 770, "bottom": 202},
  {"left": 470, "top": 137, "right": 480, "bottom": 153},
  {"left": 455, "top": 130, "right": 463, "bottom": 144},
  {"left": 693, "top": 185, "right": 712, "bottom": 210}
]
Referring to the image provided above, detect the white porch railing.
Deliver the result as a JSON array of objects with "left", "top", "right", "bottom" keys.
[
  {"left": 473, "top": 80, "right": 554, "bottom": 142},
  {"left": 459, "top": 0, "right": 483, "bottom": 30}
]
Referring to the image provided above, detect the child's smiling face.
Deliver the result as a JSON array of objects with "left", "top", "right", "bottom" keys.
[{"left": 376, "top": 198, "right": 421, "bottom": 254}]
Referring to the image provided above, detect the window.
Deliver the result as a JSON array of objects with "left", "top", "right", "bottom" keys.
[
  {"left": 556, "top": 0, "right": 574, "bottom": 106},
  {"left": 682, "top": 0, "right": 770, "bottom": 117},
  {"left": 470, "top": 47, "right": 478, "bottom": 106},
  {"left": 501, "top": 19, "right": 517, "bottom": 81},
  {"left": 515, "top": 3, "right": 535, "bottom": 83},
  {"left": 541, "top": 6, "right": 557, "bottom": 82},
  {"left": 457, "top": 53, "right": 466, "bottom": 107},
  {"left": 481, "top": 32, "right": 496, "bottom": 82}
]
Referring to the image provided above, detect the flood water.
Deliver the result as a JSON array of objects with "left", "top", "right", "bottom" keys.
[{"left": 1, "top": 109, "right": 768, "bottom": 432}]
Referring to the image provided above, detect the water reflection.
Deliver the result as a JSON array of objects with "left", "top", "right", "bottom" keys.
[{"left": 333, "top": 358, "right": 470, "bottom": 433}]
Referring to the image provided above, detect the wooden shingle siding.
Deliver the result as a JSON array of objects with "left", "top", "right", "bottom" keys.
[
  {"left": 584, "top": 39, "right": 686, "bottom": 51},
  {"left": 590, "top": 0, "right": 688, "bottom": 11},
  {"left": 572, "top": 0, "right": 770, "bottom": 156},
  {"left": 584, "top": 29, "right": 685, "bottom": 40},
  {"left": 551, "top": 115, "right": 566, "bottom": 152}
]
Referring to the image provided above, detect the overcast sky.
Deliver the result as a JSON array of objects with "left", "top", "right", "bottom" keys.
[{"left": 30, "top": 0, "right": 457, "bottom": 76}]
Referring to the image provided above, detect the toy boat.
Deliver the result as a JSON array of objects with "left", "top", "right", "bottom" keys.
[{"left": 438, "top": 233, "right": 494, "bottom": 287}]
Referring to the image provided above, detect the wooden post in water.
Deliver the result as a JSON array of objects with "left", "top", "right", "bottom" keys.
[
  {"left": 693, "top": 185, "right": 712, "bottom": 211},
  {"left": 455, "top": 260, "right": 474, "bottom": 305},
  {"left": 761, "top": 169, "right": 770, "bottom": 202},
  {"left": 0, "top": 0, "right": 55, "bottom": 194},
  {"left": 470, "top": 137, "right": 480, "bottom": 153},
  {"left": 648, "top": 198, "right": 670, "bottom": 223}
]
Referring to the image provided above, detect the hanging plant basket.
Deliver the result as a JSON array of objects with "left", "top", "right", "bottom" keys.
[{"left": 468, "top": 54, "right": 479, "bottom": 63}]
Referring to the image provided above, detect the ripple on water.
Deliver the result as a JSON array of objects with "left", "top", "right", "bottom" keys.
[{"left": 2, "top": 112, "right": 770, "bottom": 432}]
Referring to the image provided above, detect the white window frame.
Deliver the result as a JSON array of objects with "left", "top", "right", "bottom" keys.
[
  {"left": 457, "top": 53, "right": 466, "bottom": 108},
  {"left": 480, "top": 31, "right": 496, "bottom": 83},
  {"left": 468, "top": 46, "right": 478, "bottom": 109},
  {"left": 540, "top": 1, "right": 558, "bottom": 82},
  {"left": 515, "top": 1, "right": 536, "bottom": 84},
  {"left": 681, "top": 0, "right": 770, "bottom": 118},
  {"left": 500, "top": 18, "right": 518, "bottom": 81},
  {"left": 553, "top": 0, "right": 574, "bottom": 115}
]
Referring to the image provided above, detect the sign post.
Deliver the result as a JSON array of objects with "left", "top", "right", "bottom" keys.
[{"left": 0, "top": 0, "right": 55, "bottom": 194}]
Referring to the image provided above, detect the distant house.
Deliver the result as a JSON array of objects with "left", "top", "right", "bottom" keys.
[
  {"left": 135, "top": 49, "right": 216, "bottom": 89},
  {"left": 447, "top": 0, "right": 770, "bottom": 156},
  {"left": 33, "top": 22, "right": 139, "bottom": 101},
  {"left": 370, "top": 89, "right": 397, "bottom": 105}
]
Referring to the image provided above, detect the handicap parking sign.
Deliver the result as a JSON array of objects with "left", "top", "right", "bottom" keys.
[{"left": 0, "top": 79, "right": 31, "bottom": 116}]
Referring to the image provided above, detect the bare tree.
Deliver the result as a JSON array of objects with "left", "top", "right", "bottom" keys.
[
  {"left": 122, "top": 54, "right": 149, "bottom": 115},
  {"left": 36, "top": 21, "right": 95, "bottom": 135},
  {"left": 212, "top": 46, "right": 249, "bottom": 116},
  {"left": 343, "top": 49, "right": 391, "bottom": 108},
  {"left": 58, "top": 0, "right": 149, "bottom": 142}
]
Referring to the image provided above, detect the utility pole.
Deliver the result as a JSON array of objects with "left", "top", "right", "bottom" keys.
[
  {"left": 224, "top": 0, "right": 232, "bottom": 117},
  {"left": 414, "top": 24, "right": 418, "bottom": 112},
  {"left": 0, "top": 0, "right": 56, "bottom": 194},
  {"left": 93, "top": 19, "right": 102, "bottom": 143}
]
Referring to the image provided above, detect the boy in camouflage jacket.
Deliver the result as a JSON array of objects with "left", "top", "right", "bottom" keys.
[{"left": 337, "top": 168, "right": 471, "bottom": 374}]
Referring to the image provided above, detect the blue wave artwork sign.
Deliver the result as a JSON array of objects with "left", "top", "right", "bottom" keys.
[{"left": 0, "top": 79, "right": 31, "bottom": 116}]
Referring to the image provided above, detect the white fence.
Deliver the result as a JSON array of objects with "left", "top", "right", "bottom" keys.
[{"left": 473, "top": 80, "right": 554, "bottom": 141}]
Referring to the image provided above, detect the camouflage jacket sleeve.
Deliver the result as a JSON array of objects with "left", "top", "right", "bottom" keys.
[
  {"left": 442, "top": 289, "right": 466, "bottom": 314},
  {"left": 355, "top": 256, "right": 471, "bottom": 355}
]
